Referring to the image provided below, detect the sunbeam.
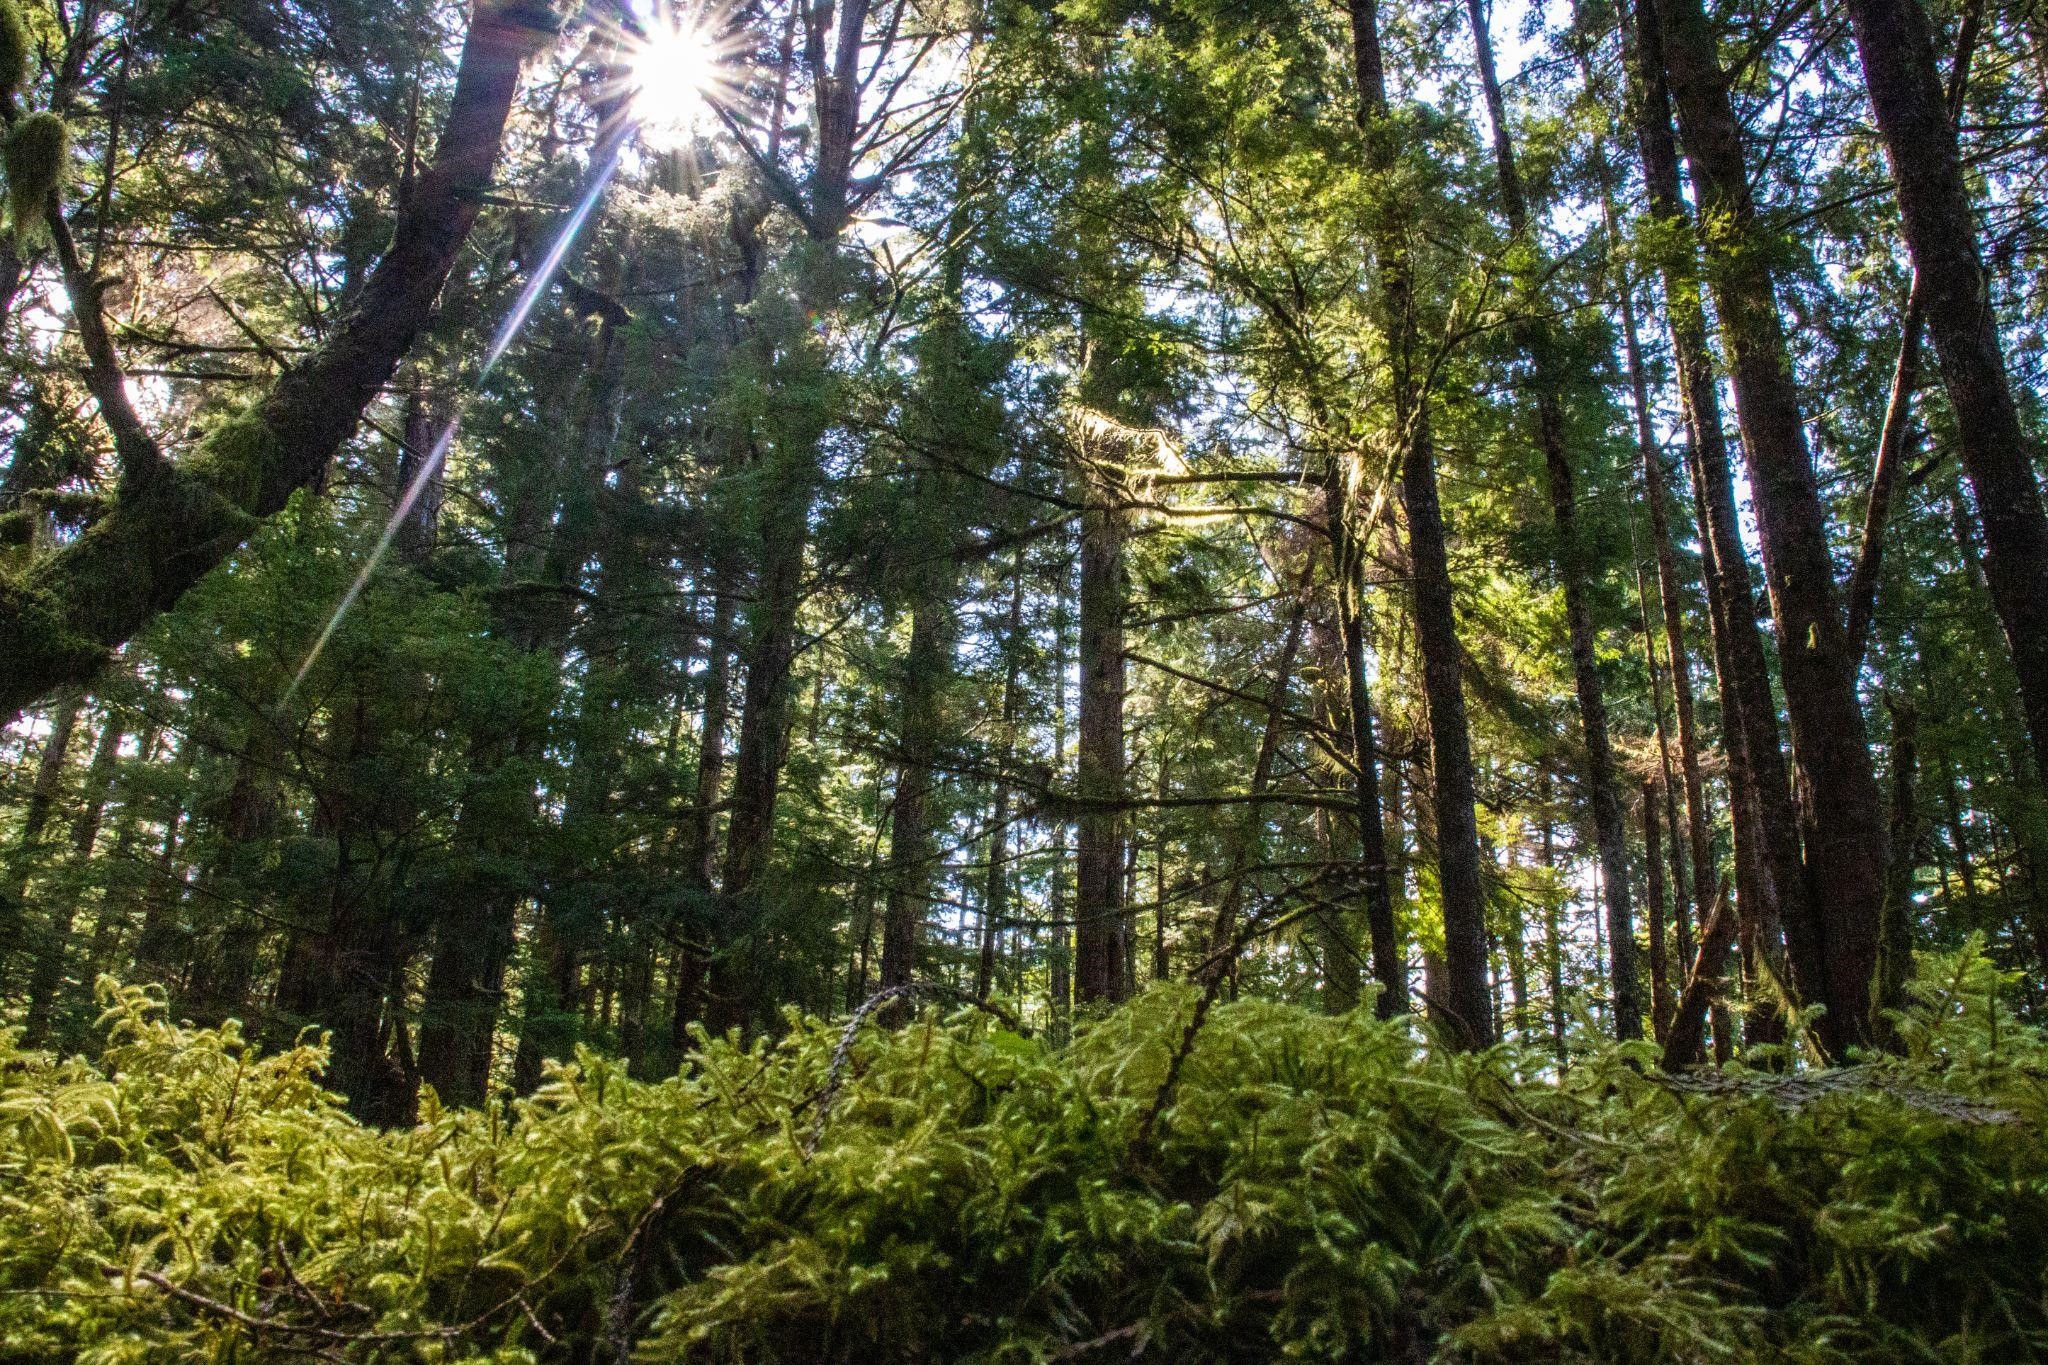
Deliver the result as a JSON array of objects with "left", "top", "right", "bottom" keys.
[
  {"left": 282, "top": 139, "right": 629, "bottom": 706},
  {"left": 282, "top": 4, "right": 749, "bottom": 707}
]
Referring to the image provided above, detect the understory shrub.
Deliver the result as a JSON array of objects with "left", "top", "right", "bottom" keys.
[{"left": 2, "top": 947, "right": 2046, "bottom": 1362}]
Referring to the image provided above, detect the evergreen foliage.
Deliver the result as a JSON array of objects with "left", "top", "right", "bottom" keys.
[
  {"left": 1, "top": 949, "right": 2043, "bottom": 1362},
  {"left": 4, "top": 0, "right": 2048, "bottom": 1349}
]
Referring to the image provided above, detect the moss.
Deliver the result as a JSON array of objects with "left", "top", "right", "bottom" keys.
[
  {"left": 184, "top": 410, "right": 283, "bottom": 513},
  {"left": 0, "top": 951, "right": 2045, "bottom": 1361},
  {"left": 4, "top": 110, "right": 66, "bottom": 246},
  {"left": 0, "top": 0, "right": 28, "bottom": 106},
  {"left": 0, "top": 568, "right": 103, "bottom": 707}
]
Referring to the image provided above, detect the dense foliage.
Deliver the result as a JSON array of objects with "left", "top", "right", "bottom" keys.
[
  {"left": 3, "top": 951, "right": 2043, "bottom": 1362},
  {"left": 6, "top": 0, "right": 2048, "bottom": 1348}
]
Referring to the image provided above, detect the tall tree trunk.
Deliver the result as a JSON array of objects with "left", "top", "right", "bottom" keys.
[
  {"left": 880, "top": 584, "right": 952, "bottom": 991},
  {"left": 78, "top": 718, "right": 159, "bottom": 983},
  {"left": 1846, "top": 0, "right": 2048, "bottom": 788},
  {"left": 1876, "top": 697, "right": 1921, "bottom": 1035},
  {"left": 409, "top": 294, "right": 614, "bottom": 1105},
  {"left": 1646, "top": 0, "right": 1890, "bottom": 1056},
  {"left": 22, "top": 702, "right": 124, "bottom": 1043},
  {"left": 1643, "top": 779, "right": 1674, "bottom": 1043},
  {"left": 131, "top": 802, "right": 188, "bottom": 989},
  {"left": 184, "top": 719, "right": 285, "bottom": 1026},
  {"left": 1611, "top": 225, "right": 1717, "bottom": 964},
  {"left": 1539, "top": 796, "right": 1567, "bottom": 1067},
  {"left": 1635, "top": 562, "right": 1695, "bottom": 960},
  {"left": 1204, "top": 598, "right": 1308, "bottom": 976},
  {"left": 1, "top": 688, "right": 82, "bottom": 991},
  {"left": 1047, "top": 561, "right": 1074, "bottom": 1037},
  {"left": 671, "top": 571, "right": 736, "bottom": 1045},
  {"left": 1074, "top": 488, "right": 1128, "bottom": 1005},
  {"left": 281, "top": 699, "right": 417, "bottom": 1125},
  {"left": 1467, "top": 0, "right": 1637, "bottom": 1039},
  {"left": 718, "top": 464, "right": 814, "bottom": 906},
  {"left": 979, "top": 555, "right": 1027, "bottom": 1002},
  {"left": 1624, "top": 0, "right": 1800, "bottom": 1042},
  {"left": 1348, "top": 0, "right": 1492, "bottom": 1048},
  {"left": 1325, "top": 511, "right": 1406, "bottom": 1015}
]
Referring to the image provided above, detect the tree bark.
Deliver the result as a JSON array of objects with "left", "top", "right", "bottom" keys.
[
  {"left": 1647, "top": 0, "right": 1890, "bottom": 1056},
  {"left": 978, "top": 555, "right": 1027, "bottom": 1002},
  {"left": 1467, "top": 0, "right": 1637, "bottom": 1039},
  {"left": 0, "top": 1, "right": 552, "bottom": 718},
  {"left": 1348, "top": 0, "right": 1492, "bottom": 1048},
  {"left": 1074, "top": 487, "right": 1128, "bottom": 1005}
]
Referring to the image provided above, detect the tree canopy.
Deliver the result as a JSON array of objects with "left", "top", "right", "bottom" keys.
[{"left": 5, "top": 0, "right": 2048, "bottom": 1351}]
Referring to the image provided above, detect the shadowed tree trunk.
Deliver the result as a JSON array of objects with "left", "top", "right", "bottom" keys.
[
  {"left": 415, "top": 245, "right": 629, "bottom": 1105},
  {"left": 1348, "top": 0, "right": 1491, "bottom": 1048},
  {"left": 1, "top": 688, "right": 81, "bottom": 989},
  {"left": 1321, "top": 475, "right": 1407, "bottom": 1015},
  {"left": 978, "top": 555, "right": 1027, "bottom": 1002},
  {"left": 1048, "top": 562, "right": 1074, "bottom": 1036},
  {"left": 1643, "top": 779, "right": 1674, "bottom": 1044},
  {"left": 1467, "top": 0, "right": 1637, "bottom": 1039},
  {"left": 670, "top": 564, "right": 737, "bottom": 1047},
  {"left": 1663, "top": 880, "right": 1737, "bottom": 1069},
  {"left": 1647, "top": 0, "right": 1890, "bottom": 1056},
  {"left": 1607, "top": 213, "right": 1718, "bottom": 975},
  {"left": 1845, "top": 0, "right": 2048, "bottom": 789},
  {"left": 183, "top": 719, "right": 285, "bottom": 1027},
  {"left": 1074, "top": 472, "right": 1128, "bottom": 1005},
  {"left": 21, "top": 700, "right": 124, "bottom": 1043}
]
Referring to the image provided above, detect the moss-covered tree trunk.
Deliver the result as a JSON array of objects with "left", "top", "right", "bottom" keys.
[{"left": 0, "top": 1, "right": 550, "bottom": 721}]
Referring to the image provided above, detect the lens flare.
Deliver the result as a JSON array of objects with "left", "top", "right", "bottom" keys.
[
  {"left": 282, "top": 4, "right": 749, "bottom": 709},
  {"left": 622, "top": 4, "right": 739, "bottom": 149}
]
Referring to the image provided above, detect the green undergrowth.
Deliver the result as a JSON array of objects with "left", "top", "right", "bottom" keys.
[{"left": 4, "top": 949, "right": 2047, "bottom": 1362}]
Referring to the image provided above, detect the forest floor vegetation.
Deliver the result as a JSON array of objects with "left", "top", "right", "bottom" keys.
[{"left": 3, "top": 949, "right": 2046, "bottom": 1362}]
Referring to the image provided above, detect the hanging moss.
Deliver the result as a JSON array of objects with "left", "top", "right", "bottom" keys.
[
  {"left": 4, "top": 110, "right": 66, "bottom": 247},
  {"left": 0, "top": 0, "right": 28, "bottom": 107}
]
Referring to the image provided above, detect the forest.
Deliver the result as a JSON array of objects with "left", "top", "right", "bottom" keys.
[{"left": 4, "top": 0, "right": 2048, "bottom": 1354}]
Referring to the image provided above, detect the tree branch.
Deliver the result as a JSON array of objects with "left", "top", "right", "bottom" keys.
[{"left": 0, "top": 0, "right": 555, "bottom": 720}]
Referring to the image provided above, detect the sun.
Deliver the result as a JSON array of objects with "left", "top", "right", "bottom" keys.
[{"left": 624, "top": 5, "right": 725, "bottom": 148}]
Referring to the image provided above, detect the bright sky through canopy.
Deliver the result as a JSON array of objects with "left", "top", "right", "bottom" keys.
[{"left": 625, "top": 5, "right": 722, "bottom": 148}]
